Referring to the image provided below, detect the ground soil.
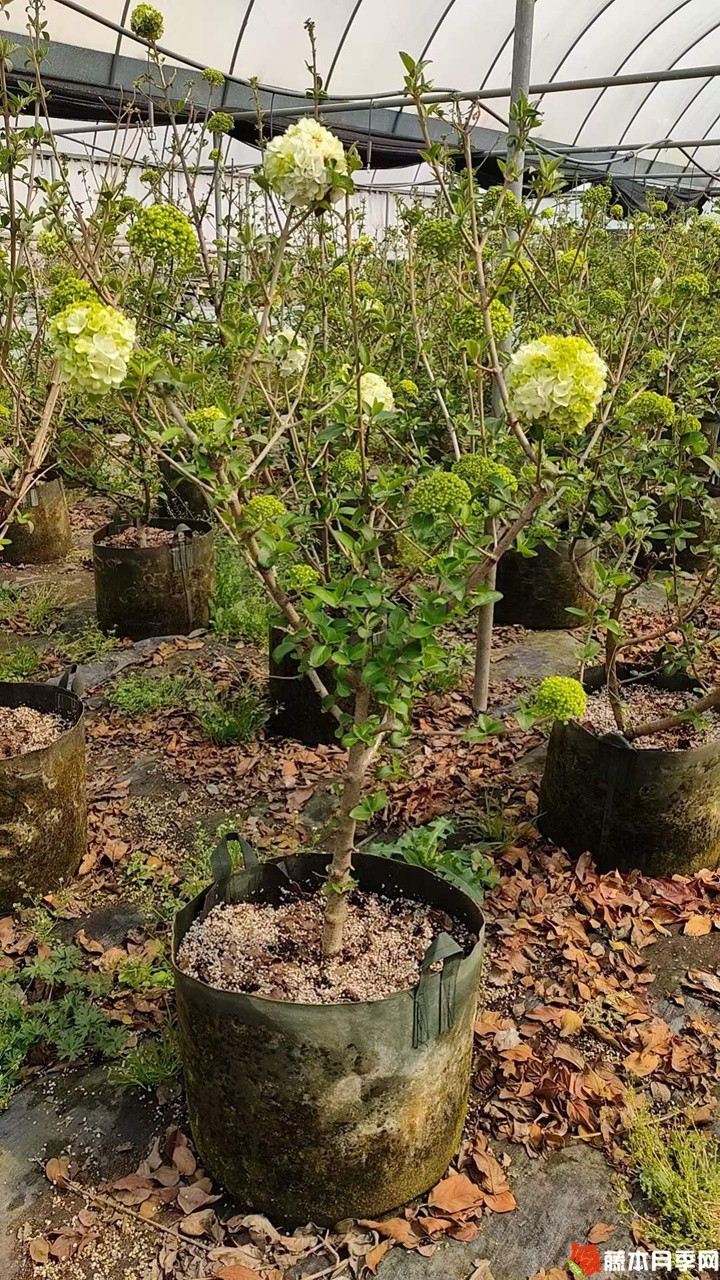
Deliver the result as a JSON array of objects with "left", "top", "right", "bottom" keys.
[
  {"left": 583, "top": 682, "right": 720, "bottom": 748},
  {"left": 177, "top": 887, "right": 475, "bottom": 1003},
  {"left": 0, "top": 705, "right": 67, "bottom": 758}
]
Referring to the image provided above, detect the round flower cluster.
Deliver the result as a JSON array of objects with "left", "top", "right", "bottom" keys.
[
  {"left": 673, "top": 272, "right": 710, "bottom": 301},
  {"left": 355, "top": 280, "right": 375, "bottom": 299},
  {"left": 263, "top": 118, "right": 348, "bottom": 208},
  {"left": 507, "top": 336, "right": 608, "bottom": 434},
  {"left": 452, "top": 455, "right": 518, "bottom": 500},
  {"left": 497, "top": 260, "right": 533, "bottom": 293},
  {"left": 354, "top": 235, "right": 375, "bottom": 255},
  {"left": 558, "top": 249, "right": 585, "bottom": 279},
  {"left": 186, "top": 406, "right": 225, "bottom": 434},
  {"left": 208, "top": 112, "right": 234, "bottom": 136},
  {"left": 609, "top": 203, "right": 624, "bottom": 219},
  {"left": 580, "top": 184, "right": 611, "bottom": 216},
  {"left": 37, "top": 229, "right": 62, "bottom": 257},
  {"left": 130, "top": 3, "right": 164, "bottom": 41},
  {"left": 532, "top": 676, "right": 587, "bottom": 723},
  {"left": 47, "top": 275, "right": 95, "bottom": 318},
  {"left": 397, "top": 378, "right": 419, "bottom": 400},
  {"left": 700, "top": 337, "right": 720, "bottom": 370},
  {"left": 455, "top": 299, "right": 513, "bottom": 345},
  {"left": 408, "top": 471, "right": 471, "bottom": 517},
  {"left": 267, "top": 326, "right": 307, "bottom": 378},
  {"left": 627, "top": 391, "right": 675, "bottom": 427},
  {"left": 49, "top": 301, "right": 136, "bottom": 397},
  {"left": 416, "top": 219, "right": 459, "bottom": 257},
  {"left": 479, "top": 187, "right": 526, "bottom": 230},
  {"left": 635, "top": 246, "right": 666, "bottom": 278},
  {"left": 330, "top": 449, "right": 363, "bottom": 486},
  {"left": 203, "top": 67, "right": 225, "bottom": 88},
  {"left": 140, "top": 168, "right": 160, "bottom": 186},
  {"left": 244, "top": 495, "right": 286, "bottom": 527},
  {"left": 360, "top": 372, "right": 394, "bottom": 414},
  {"left": 329, "top": 264, "right": 350, "bottom": 284},
  {"left": 288, "top": 563, "right": 320, "bottom": 591},
  {"left": 595, "top": 288, "right": 624, "bottom": 318},
  {"left": 127, "top": 204, "right": 196, "bottom": 270}
]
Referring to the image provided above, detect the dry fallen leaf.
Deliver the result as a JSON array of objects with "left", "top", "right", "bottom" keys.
[
  {"left": 588, "top": 1222, "right": 614, "bottom": 1244},
  {"left": 683, "top": 914, "right": 712, "bottom": 936},
  {"left": 623, "top": 1048, "right": 660, "bottom": 1077},
  {"left": 172, "top": 1144, "right": 197, "bottom": 1178},
  {"left": 359, "top": 1218, "right": 418, "bottom": 1246},
  {"left": 45, "top": 1157, "right": 71, "bottom": 1188},
  {"left": 365, "top": 1238, "right": 392, "bottom": 1273},
  {"left": 213, "top": 1269, "right": 264, "bottom": 1280},
  {"left": 180, "top": 1209, "right": 216, "bottom": 1237},
  {"left": 28, "top": 1238, "right": 50, "bottom": 1264},
  {"left": 177, "top": 1184, "right": 221, "bottom": 1214},
  {"left": 428, "top": 1173, "right": 483, "bottom": 1214}
]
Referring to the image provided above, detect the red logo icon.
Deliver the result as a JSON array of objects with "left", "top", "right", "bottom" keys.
[{"left": 569, "top": 1242, "right": 602, "bottom": 1277}]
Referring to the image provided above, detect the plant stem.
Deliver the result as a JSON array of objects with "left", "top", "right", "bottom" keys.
[{"left": 473, "top": 516, "right": 497, "bottom": 713}]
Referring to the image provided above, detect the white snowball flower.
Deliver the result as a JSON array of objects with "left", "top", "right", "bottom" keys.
[
  {"left": 263, "top": 118, "right": 348, "bottom": 208},
  {"left": 49, "top": 301, "right": 136, "bottom": 396},
  {"left": 359, "top": 371, "right": 394, "bottom": 413},
  {"left": 268, "top": 325, "right": 308, "bottom": 378}
]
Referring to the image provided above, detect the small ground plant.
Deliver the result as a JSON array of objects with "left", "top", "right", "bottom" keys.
[
  {"left": 193, "top": 681, "right": 269, "bottom": 745},
  {"left": 210, "top": 538, "right": 271, "bottom": 646},
  {"left": 366, "top": 816, "right": 499, "bottom": 898},
  {"left": 110, "top": 1022, "right": 181, "bottom": 1089},
  {"left": 0, "top": 644, "right": 43, "bottom": 681},
  {"left": 625, "top": 1100, "right": 720, "bottom": 1250},
  {"left": 108, "top": 672, "right": 189, "bottom": 715}
]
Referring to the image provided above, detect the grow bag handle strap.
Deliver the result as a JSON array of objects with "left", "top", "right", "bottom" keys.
[
  {"left": 210, "top": 830, "right": 259, "bottom": 884},
  {"left": 413, "top": 932, "right": 464, "bottom": 1049},
  {"left": 47, "top": 664, "right": 84, "bottom": 698}
]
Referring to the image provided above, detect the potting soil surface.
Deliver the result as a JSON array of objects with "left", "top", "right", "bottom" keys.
[
  {"left": 0, "top": 705, "right": 67, "bottom": 758},
  {"left": 98, "top": 526, "right": 181, "bottom": 549},
  {"left": 177, "top": 888, "right": 475, "bottom": 1002},
  {"left": 583, "top": 682, "right": 720, "bottom": 749}
]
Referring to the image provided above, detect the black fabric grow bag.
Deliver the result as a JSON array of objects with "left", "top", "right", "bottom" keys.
[
  {"left": 93, "top": 518, "right": 215, "bottom": 640},
  {"left": 494, "top": 540, "right": 596, "bottom": 630},
  {"left": 0, "top": 679, "right": 86, "bottom": 910},
  {"left": 172, "top": 846, "right": 485, "bottom": 1225},
  {"left": 538, "top": 667, "right": 720, "bottom": 875},
  {"left": 3, "top": 477, "right": 72, "bottom": 565}
]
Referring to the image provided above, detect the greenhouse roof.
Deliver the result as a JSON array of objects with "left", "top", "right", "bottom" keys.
[{"left": 7, "top": 0, "right": 720, "bottom": 195}]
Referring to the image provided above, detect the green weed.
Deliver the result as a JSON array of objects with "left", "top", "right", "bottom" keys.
[
  {"left": 366, "top": 816, "right": 499, "bottom": 899},
  {"left": 624, "top": 1099, "right": 720, "bottom": 1250},
  {"left": 194, "top": 682, "right": 269, "bottom": 745},
  {"left": 110, "top": 1023, "right": 181, "bottom": 1089},
  {"left": 211, "top": 538, "right": 270, "bottom": 646},
  {"left": 0, "top": 644, "right": 43, "bottom": 681},
  {"left": 64, "top": 622, "right": 120, "bottom": 664},
  {"left": 108, "top": 672, "right": 189, "bottom": 715},
  {"left": 0, "top": 583, "right": 60, "bottom": 632}
]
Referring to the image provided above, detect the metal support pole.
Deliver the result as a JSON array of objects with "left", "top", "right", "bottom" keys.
[
  {"left": 507, "top": 0, "right": 536, "bottom": 201},
  {"left": 481, "top": 0, "right": 536, "bottom": 714}
]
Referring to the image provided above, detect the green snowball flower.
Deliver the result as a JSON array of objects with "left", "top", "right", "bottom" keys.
[
  {"left": 244, "top": 494, "right": 286, "bottom": 527},
  {"left": 208, "top": 112, "right": 234, "bottom": 136},
  {"left": 47, "top": 275, "right": 95, "bottom": 318},
  {"left": 186, "top": 405, "right": 225, "bottom": 433},
  {"left": 595, "top": 288, "right": 624, "bottom": 319},
  {"left": 130, "top": 3, "right": 164, "bottom": 41},
  {"left": 627, "top": 391, "right": 675, "bottom": 427},
  {"left": 673, "top": 272, "right": 710, "bottom": 301},
  {"left": 397, "top": 378, "right": 419, "bottom": 400},
  {"left": 558, "top": 248, "right": 585, "bottom": 279},
  {"left": 203, "top": 67, "right": 225, "bottom": 89},
  {"left": 288, "top": 564, "right": 320, "bottom": 590},
  {"left": 451, "top": 455, "right": 518, "bottom": 500},
  {"left": 127, "top": 204, "right": 196, "bottom": 270},
  {"left": 355, "top": 280, "right": 375, "bottom": 299},
  {"left": 49, "top": 301, "right": 136, "bottom": 397},
  {"left": 455, "top": 299, "right": 513, "bottom": 345},
  {"left": 330, "top": 449, "right": 363, "bottom": 486},
  {"left": 416, "top": 218, "right": 459, "bottom": 257},
  {"left": 409, "top": 471, "right": 471, "bottom": 517},
  {"left": 532, "top": 676, "right": 587, "bottom": 723}
]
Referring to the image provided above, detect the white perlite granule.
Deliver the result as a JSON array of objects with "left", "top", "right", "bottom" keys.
[
  {"left": 584, "top": 684, "right": 720, "bottom": 750},
  {"left": 0, "top": 705, "right": 66, "bottom": 759},
  {"left": 177, "top": 889, "right": 467, "bottom": 1004}
]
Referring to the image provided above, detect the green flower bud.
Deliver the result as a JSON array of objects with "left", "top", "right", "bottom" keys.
[
  {"left": 532, "top": 676, "right": 587, "bottom": 723},
  {"left": 130, "top": 3, "right": 164, "bottom": 42},
  {"left": 409, "top": 471, "right": 471, "bottom": 516}
]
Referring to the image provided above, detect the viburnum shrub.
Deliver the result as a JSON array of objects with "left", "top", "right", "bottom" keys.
[
  {"left": 49, "top": 302, "right": 136, "bottom": 396},
  {"left": 130, "top": 3, "right": 164, "bottom": 41}
]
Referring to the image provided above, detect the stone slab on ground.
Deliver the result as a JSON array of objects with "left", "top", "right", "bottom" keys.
[
  {"left": 0, "top": 1066, "right": 175, "bottom": 1277},
  {"left": 381, "top": 1144, "right": 635, "bottom": 1280},
  {"left": 490, "top": 631, "right": 581, "bottom": 688}
]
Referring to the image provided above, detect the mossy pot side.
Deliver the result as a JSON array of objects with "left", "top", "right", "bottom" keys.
[
  {"left": 267, "top": 623, "right": 343, "bottom": 746},
  {"left": 0, "top": 681, "right": 86, "bottom": 911},
  {"left": 93, "top": 518, "right": 215, "bottom": 641},
  {"left": 494, "top": 539, "right": 596, "bottom": 630},
  {"left": 172, "top": 851, "right": 485, "bottom": 1226},
  {"left": 3, "top": 477, "right": 72, "bottom": 565},
  {"left": 538, "top": 666, "right": 720, "bottom": 876}
]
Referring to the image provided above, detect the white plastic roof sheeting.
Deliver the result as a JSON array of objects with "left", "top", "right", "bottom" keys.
[{"left": 8, "top": 0, "right": 720, "bottom": 179}]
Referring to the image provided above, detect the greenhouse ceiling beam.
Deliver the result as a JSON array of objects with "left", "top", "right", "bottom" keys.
[{"left": 26, "top": 0, "right": 720, "bottom": 115}]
